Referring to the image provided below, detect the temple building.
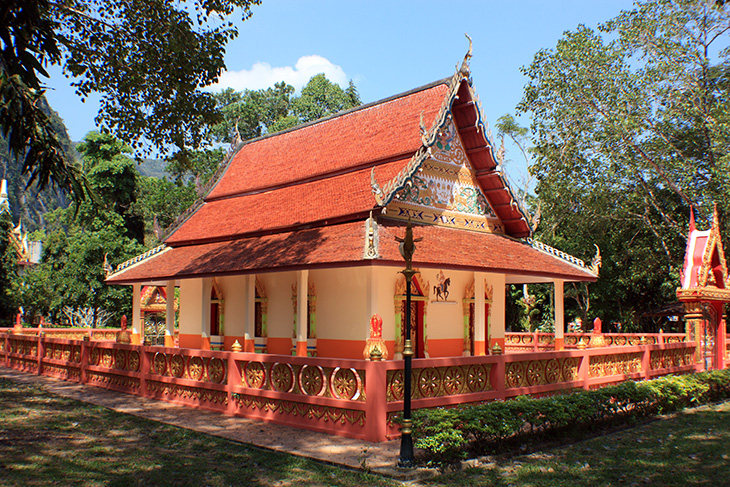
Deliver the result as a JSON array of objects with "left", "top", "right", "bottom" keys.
[
  {"left": 106, "top": 51, "right": 598, "bottom": 358},
  {"left": 0, "top": 180, "right": 42, "bottom": 275}
]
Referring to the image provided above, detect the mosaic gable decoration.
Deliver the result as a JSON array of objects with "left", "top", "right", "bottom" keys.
[{"left": 387, "top": 119, "right": 502, "bottom": 233}]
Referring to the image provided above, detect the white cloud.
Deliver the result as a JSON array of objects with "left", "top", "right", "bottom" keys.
[{"left": 210, "top": 55, "right": 349, "bottom": 92}]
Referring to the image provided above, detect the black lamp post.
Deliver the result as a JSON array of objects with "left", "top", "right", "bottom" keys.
[{"left": 396, "top": 219, "right": 421, "bottom": 468}]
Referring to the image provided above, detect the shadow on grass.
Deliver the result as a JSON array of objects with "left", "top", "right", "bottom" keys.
[{"left": 0, "top": 378, "right": 396, "bottom": 487}]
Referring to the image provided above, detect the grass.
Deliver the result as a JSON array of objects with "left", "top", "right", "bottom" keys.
[
  {"left": 0, "top": 378, "right": 399, "bottom": 487},
  {"left": 2, "top": 376, "right": 729, "bottom": 486},
  {"left": 423, "top": 399, "right": 730, "bottom": 486}
]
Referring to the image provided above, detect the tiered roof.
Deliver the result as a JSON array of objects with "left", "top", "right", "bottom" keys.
[{"left": 107, "top": 53, "right": 596, "bottom": 285}]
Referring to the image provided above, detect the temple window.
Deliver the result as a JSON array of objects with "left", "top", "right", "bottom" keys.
[
  {"left": 210, "top": 280, "right": 224, "bottom": 336},
  {"left": 254, "top": 278, "right": 267, "bottom": 338}
]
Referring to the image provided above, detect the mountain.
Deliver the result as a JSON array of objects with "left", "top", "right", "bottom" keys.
[{"left": 0, "top": 98, "right": 70, "bottom": 232}]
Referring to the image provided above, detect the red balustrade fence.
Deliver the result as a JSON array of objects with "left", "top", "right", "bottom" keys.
[{"left": 0, "top": 332, "right": 701, "bottom": 442}]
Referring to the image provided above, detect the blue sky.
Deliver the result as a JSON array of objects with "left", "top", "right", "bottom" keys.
[{"left": 43, "top": 0, "right": 636, "bottom": 182}]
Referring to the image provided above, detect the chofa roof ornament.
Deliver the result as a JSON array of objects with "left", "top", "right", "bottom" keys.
[{"left": 459, "top": 33, "right": 473, "bottom": 77}]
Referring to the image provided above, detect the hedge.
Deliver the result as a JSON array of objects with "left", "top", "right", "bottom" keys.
[{"left": 411, "top": 369, "right": 730, "bottom": 466}]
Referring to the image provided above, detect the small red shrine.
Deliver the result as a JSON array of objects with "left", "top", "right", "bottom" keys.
[{"left": 677, "top": 205, "right": 730, "bottom": 370}]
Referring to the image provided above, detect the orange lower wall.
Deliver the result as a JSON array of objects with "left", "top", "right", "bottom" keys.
[
  {"left": 316, "top": 339, "right": 366, "bottom": 359},
  {"left": 182, "top": 334, "right": 464, "bottom": 359},
  {"left": 178, "top": 334, "right": 203, "bottom": 350},
  {"left": 267, "top": 337, "right": 293, "bottom": 355},
  {"left": 427, "top": 339, "right": 465, "bottom": 358}
]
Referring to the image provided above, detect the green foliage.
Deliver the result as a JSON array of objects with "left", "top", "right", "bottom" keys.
[
  {"left": 0, "top": 209, "right": 18, "bottom": 323},
  {"left": 413, "top": 370, "right": 730, "bottom": 467},
  {"left": 0, "top": 0, "right": 261, "bottom": 202},
  {"left": 518, "top": 0, "right": 730, "bottom": 328},
  {"left": 209, "top": 83, "right": 295, "bottom": 142},
  {"left": 138, "top": 177, "right": 198, "bottom": 242},
  {"left": 203, "top": 74, "right": 362, "bottom": 148},
  {"left": 505, "top": 284, "right": 554, "bottom": 332},
  {"left": 165, "top": 147, "right": 227, "bottom": 189},
  {"left": 77, "top": 132, "right": 145, "bottom": 244}
]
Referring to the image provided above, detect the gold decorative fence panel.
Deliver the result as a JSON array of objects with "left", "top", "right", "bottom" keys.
[
  {"left": 386, "top": 363, "right": 492, "bottom": 402},
  {"left": 505, "top": 357, "right": 579, "bottom": 389}
]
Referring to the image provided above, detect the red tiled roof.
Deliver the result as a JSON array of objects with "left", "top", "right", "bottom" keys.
[
  {"left": 108, "top": 218, "right": 595, "bottom": 284},
  {"left": 206, "top": 82, "right": 450, "bottom": 201},
  {"left": 166, "top": 159, "right": 407, "bottom": 245}
]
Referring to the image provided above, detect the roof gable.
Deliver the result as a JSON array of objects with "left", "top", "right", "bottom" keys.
[
  {"left": 384, "top": 118, "right": 505, "bottom": 233},
  {"left": 371, "top": 74, "right": 532, "bottom": 238},
  {"left": 680, "top": 205, "right": 729, "bottom": 291}
]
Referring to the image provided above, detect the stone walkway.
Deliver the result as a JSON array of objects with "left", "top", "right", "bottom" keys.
[{"left": 0, "top": 367, "right": 427, "bottom": 479}]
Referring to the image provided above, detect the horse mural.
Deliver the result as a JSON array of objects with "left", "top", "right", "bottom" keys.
[{"left": 434, "top": 277, "right": 451, "bottom": 301}]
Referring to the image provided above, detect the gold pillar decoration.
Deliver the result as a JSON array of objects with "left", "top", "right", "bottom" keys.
[
  {"left": 393, "top": 272, "right": 430, "bottom": 357},
  {"left": 462, "top": 279, "right": 493, "bottom": 355},
  {"left": 683, "top": 302, "right": 704, "bottom": 364}
]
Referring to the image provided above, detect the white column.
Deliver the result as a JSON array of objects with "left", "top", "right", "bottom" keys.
[
  {"left": 201, "top": 278, "right": 212, "bottom": 347},
  {"left": 474, "top": 272, "right": 486, "bottom": 355},
  {"left": 296, "top": 270, "right": 309, "bottom": 356},
  {"left": 165, "top": 280, "right": 175, "bottom": 347},
  {"left": 367, "top": 266, "right": 379, "bottom": 336},
  {"left": 487, "top": 273, "right": 507, "bottom": 352},
  {"left": 132, "top": 283, "right": 142, "bottom": 345},
  {"left": 554, "top": 279, "right": 565, "bottom": 350},
  {"left": 244, "top": 274, "right": 256, "bottom": 352}
]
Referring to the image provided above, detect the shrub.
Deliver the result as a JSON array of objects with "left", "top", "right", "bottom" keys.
[{"left": 412, "top": 369, "right": 730, "bottom": 467}]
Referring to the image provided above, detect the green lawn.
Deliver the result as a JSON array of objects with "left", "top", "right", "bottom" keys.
[
  {"left": 2, "top": 376, "right": 728, "bottom": 486},
  {"left": 0, "top": 378, "right": 398, "bottom": 487}
]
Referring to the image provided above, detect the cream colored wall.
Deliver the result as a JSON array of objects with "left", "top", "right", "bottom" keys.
[
  {"left": 256, "top": 271, "right": 296, "bottom": 339},
  {"left": 176, "top": 267, "right": 508, "bottom": 344},
  {"left": 485, "top": 272, "right": 507, "bottom": 339},
  {"left": 372, "top": 265, "right": 400, "bottom": 342},
  {"left": 179, "top": 278, "right": 205, "bottom": 335},
  {"left": 416, "top": 268, "right": 473, "bottom": 340},
  {"left": 309, "top": 267, "right": 369, "bottom": 340},
  {"left": 216, "top": 275, "right": 246, "bottom": 337}
]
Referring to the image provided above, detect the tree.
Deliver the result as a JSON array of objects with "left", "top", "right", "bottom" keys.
[
  {"left": 291, "top": 74, "right": 362, "bottom": 123},
  {"left": 77, "top": 131, "right": 145, "bottom": 244},
  {"left": 0, "top": 207, "right": 18, "bottom": 324},
  {"left": 0, "top": 0, "right": 260, "bottom": 202},
  {"left": 16, "top": 132, "right": 145, "bottom": 325},
  {"left": 518, "top": 0, "right": 730, "bottom": 328}
]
